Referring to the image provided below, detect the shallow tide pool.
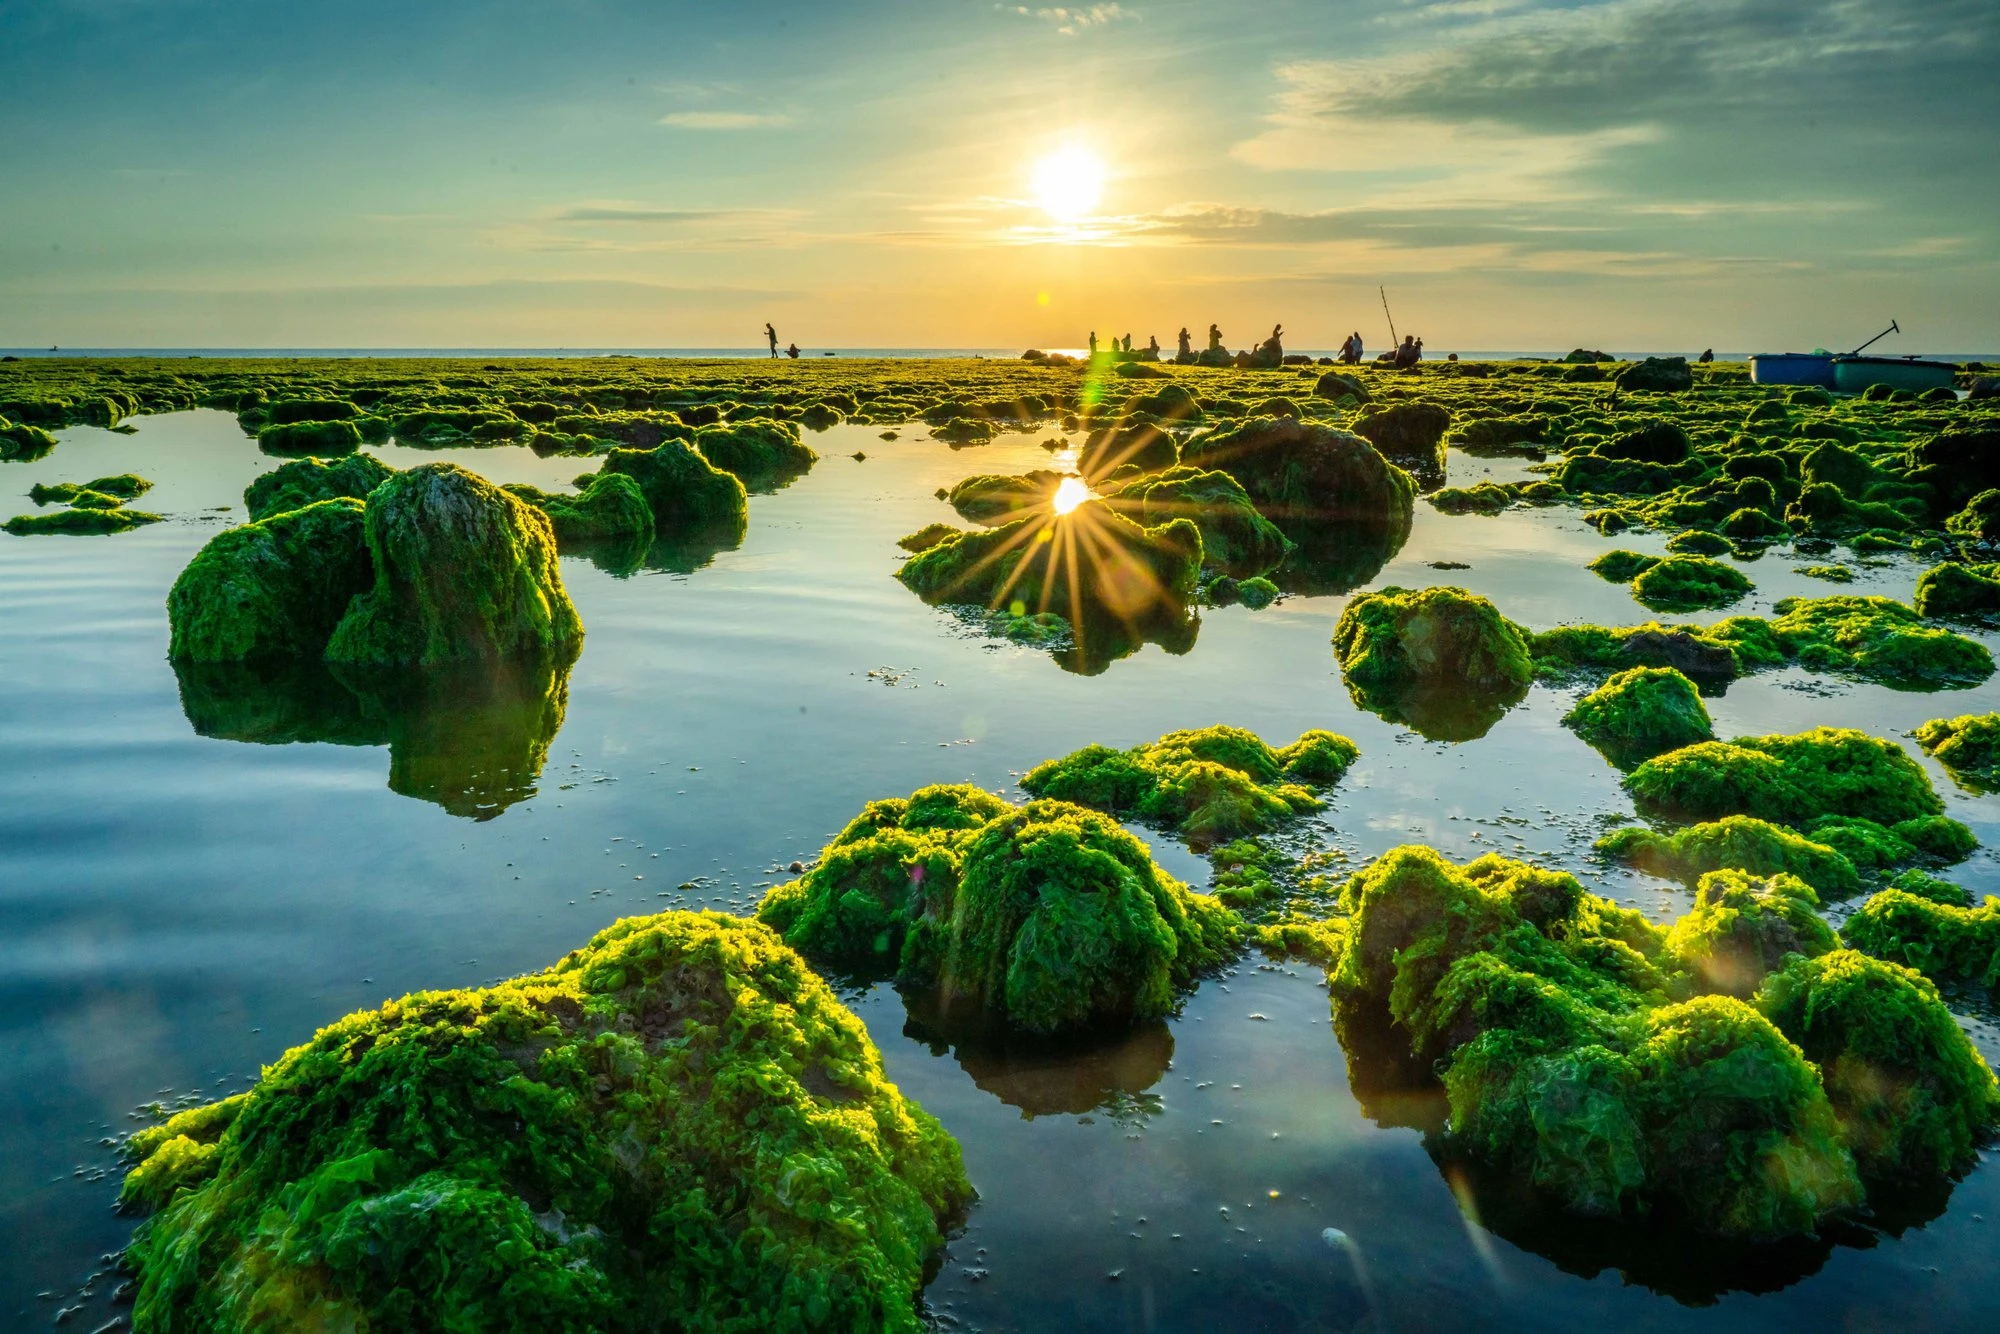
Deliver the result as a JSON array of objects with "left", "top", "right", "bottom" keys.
[{"left": 4, "top": 410, "right": 1998, "bottom": 1331}]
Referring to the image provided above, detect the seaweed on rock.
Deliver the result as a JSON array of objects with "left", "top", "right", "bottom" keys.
[
  {"left": 1663, "top": 870, "right": 1837, "bottom": 998},
  {"left": 1625, "top": 728, "right": 1944, "bottom": 827},
  {"left": 759, "top": 791, "right": 1240, "bottom": 1034},
  {"left": 1352, "top": 402, "right": 1451, "bottom": 483},
  {"left": 257, "top": 418, "right": 365, "bottom": 457},
  {"left": 1913, "top": 711, "right": 2000, "bottom": 792},
  {"left": 168, "top": 499, "right": 375, "bottom": 660},
  {"left": 119, "top": 911, "right": 974, "bottom": 1332},
  {"left": 693, "top": 419, "right": 819, "bottom": 491},
  {"left": 599, "top": 438, "right": 749, "bottom": 531},
  {"left": 1103, "top": 466, "right": 1292, "bottom": 577},
  {"left": 503, "top": 473, "right": 654, "bottom": 546},
  {"left": 1334, "top": 586, "right": 1533, "bottom": 740},
  {"left": 1563, "top": 666, "right": 1714, "bottom": 768},
  {"left": 325, "top": 463, "right": 584, "bottom": 668},
  {"left": 5, "top": 506, "right": 163, "bottom": 535},
  {"left": 1596, "top": 817, "right": 1863, "bottom": 901},
  {"left": 1913, "top": 561, "right": 2000, "bottom": 621},
  {"left": 1768, "top": 595, "right": 1993, "bottom": 686},
  {"left": 1019, "top": 725, "right": 1357, "bottom": 845},
  {"left": 244, "top": 452, "right": 396, "bottom": 522},
  {"left": 1844, "top": 888, "right": 2000, "bottom": 987},
  {"left": 1180, "top": 417, "right": 1415, "bottom": 532},
  {"left": 1630, "top": 556, "right": 1753, "bottom": 612}
]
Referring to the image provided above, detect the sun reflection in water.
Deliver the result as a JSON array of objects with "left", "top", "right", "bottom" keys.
[{"left": 1052, "top": 476, "right": 1092, "bottom": 515}]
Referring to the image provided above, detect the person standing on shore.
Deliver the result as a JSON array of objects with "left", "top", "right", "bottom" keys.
[{"left": 765, "top": 323, "right": 779, "bottom": 359}]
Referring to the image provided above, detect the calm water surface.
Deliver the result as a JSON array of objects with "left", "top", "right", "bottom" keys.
[{"left": 3, "top": 410, "right": 1997, "bottom": 1331}]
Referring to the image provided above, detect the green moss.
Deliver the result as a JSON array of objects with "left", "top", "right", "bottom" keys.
[
  {"left": 1078, "top": 422, "right": 1175, "bottom": 477},
  {"left": 761, "top": 792, "right": 1240, "bottom": 1034},
  {"left": 0, "top": 421, "right": 59, "bottom": 460},
  {"left": 31, "top": 473, "right": 152, "bottom": 504},
  {"left": 1589, "top": 549, "right": 1660, "bottom": 583},
  {"left": 895, "top": 522, "right": 960, "bottom": 553},
  {"left": 1795, "top": 564, "right": 1854, "bottom": 583},
  {"left": 694, "top": 419, "right": 818, "bottom": 490},
  {"left": 1352, "top": 402, "right": 1452, "bottom": 478},
  {"left": 1665, "top": 530, "right": 1733, "bottom": 557},
  {"left": 258, "top": 418, "right": 365, "bottom": 456},
  {"left": 66, "top": 487, "right": 126, "bottom": 510},
  {"left": 504, "top": 473, "right": 654, "bottom": 545},
  {"left": 947, "top": 471, "right": 1064, "bottom": 524},
  {"left": 1334, "top": 585, "right": 1533, "bottom": 739},
  {"left": 324, "top": 464, "right": 584, "bottom": 667},
  {"left": 1913, "top": 711, "right": 2000, "bottom": 791},
  {"left": 1563, "top": 666, "right": 1714, "bottom": 767},
  {"left": 1769, "top": 595, "right": 1993, "bottom": 685},
  {"left": 1625, "top": 727, "right": 1944, "bottom": 827},
  {"left": 1664, "top": 870, "right": 1836, "bottom": 998},
  {"left": 1913, "top": 561, "right": 2000, "bottom": 620},
  {"left": 1429, "top": 482, "right": 1513, "bottom": 515},
  {"left": 169, "top": 498, "right": 375, "bottom": 660},
  {"left": 1884, "top": 868, "right": 1974, "bottom": 908},
  {"left": 119, "top": 911, "right": 973, "bottom": 1332},
  {"left": 1944, "top": 489, "right": 2000, "bottom": 541},
  {"left": 1180, "top": 417, "right": 1416, "bottom": 530},
  {"left": 4, "top": 506, "right": 163, "bottom": 535},
  {"left": 1236, "top": 576, "right": 1279, "bottom": 609},
  {"left": 244, "top": 452, "right": 396, "bottom": 522},
  {"left": 1105, "top": 466, "right": 1292, "bottom": 576},
  {"left": 1020, "top": 725, "right": 1357, "bottom": 845},
  {"left": 1803, "top": 814, "right": 1976, "bottom": 872},
  {"left": 599, "top": 439, "right": 749, "bottom": 531},
  {"left": 1845, "top": 889, "right": 2000, "bottom": 986},
  {"left": 1596, "top": 816, "right": 1862, "bottom": 901},
  {"left": 896, "top": 500, "right": 1200, "bottom": 616},
  {"left": 1630, "top": 556, "right": 1753, "bottom": 612},
  {"left": 1758, "top": 950, "right": 2000, "bottom": 1177}
]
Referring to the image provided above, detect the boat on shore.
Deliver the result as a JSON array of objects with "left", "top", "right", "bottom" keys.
[
  {"left": 1748, "top": 352, "right": 1836, "bottom": 387},
  {"left": 1832, "top": 355, "right": 1957, "bottom": 394}
]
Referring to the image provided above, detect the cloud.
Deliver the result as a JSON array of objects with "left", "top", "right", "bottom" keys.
[
  {"left": 553, "top": 206, "right": 746, "bottom": 224},
  {"left": 1008, "top": 4, "right": 1138, "bottom": 36},
  {"left": 658, "top": 111, "right": 791, "bottom": 130}
]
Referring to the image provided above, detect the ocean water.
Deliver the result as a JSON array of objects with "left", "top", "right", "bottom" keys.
[{"left": 3, "top": 410, "right": 1997, "bottom": 1331}]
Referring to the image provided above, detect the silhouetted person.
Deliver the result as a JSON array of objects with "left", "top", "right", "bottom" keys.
[
  {"left": 1271, "top": 324, "right": 1283, "bottom": 343},
  {"left": 1392, "top": 335, "right": 1416, "bottom": 369},
  {"left": 1147, "top": 335, "right": 1160, "bottom": 357},
  {"left": 1178, "top": 328, "right": 1192, "bottom": 358},
  {"left": 1698, "top": 348, "right": 1715, "bottom": 364},
  {"left": 1121, "top": 333, "right": 1132, "bottom": 353},
  {"left": 1089, "top": 331, "right": 1099, "bottom": 357},
  {"left": 765, "top": 323, "right": 778, "bottom": 359},
  {"left": 1207, "top": 324, "right": 1223, "bottom": 352},
  {"left": 786, "top": 343, "right": 800, "bottom": 360}
]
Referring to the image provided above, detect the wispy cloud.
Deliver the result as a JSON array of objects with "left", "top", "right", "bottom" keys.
[
  {"left": 1008, "top": 4, "right": 1138, "bottom": 36},
  {"left": 554, "top": 205, "right": 748, "bottom": 224},
  {"left": 658, "top": 111, "right": 791, "bottom": 130}
]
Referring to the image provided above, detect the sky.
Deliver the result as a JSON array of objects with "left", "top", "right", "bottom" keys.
[{"left": 1, "top": 0, "right": 1995, "bottom": 351}]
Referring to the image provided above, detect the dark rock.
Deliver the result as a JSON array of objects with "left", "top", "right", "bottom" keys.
[{"left": 1621, "top": 629, "right": 1735, "bottom": 681}]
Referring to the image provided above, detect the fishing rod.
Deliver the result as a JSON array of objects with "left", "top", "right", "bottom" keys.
[
  {"left": 1380, "top": 286, "right": 1398, "bottom": 349},
  {"left": 1848, "top": 320, "right": 1899, "bottom": 356}
]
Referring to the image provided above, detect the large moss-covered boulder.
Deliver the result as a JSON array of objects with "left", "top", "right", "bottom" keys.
[
  {"left": 760, "top": 793, "right": 1240, "bottom": 1034},
  {"left": 1105, "top": 466, "right": 1292, "bottom": 577},
  {"left": 1563, "top": 666, "right": 1713, "bottom": 767},
  {"left": 600, "top": 438, "right": 749, "bottom": 530},
  {"left": 1078, "top": 422, "right": 1176, "bottom": 478},
  {"left": 168, "top": 499, "right": 375, "bottom": 660},
  {"left": 504, "top": 473, "right": 654, "bottom": 545},
  {"left": 1625, "top": 727, "right": 1943, "bottom": 827},
  {"left": 1596, "top": 816, "right": 1863, "bottom": 901},
  {"left": 119, "top": 912, "right": 973, "bottom": 1332},
  {"left": 1352, "top": 402, "right": 1451, "bottom": 480},
  {"left": 1758, "top": 950, "right": 2000, "bottom": 1178},
  {"left": 1914, "top": 561, "right": 2000, "bottom": 620},
  {"left": 1913, "top": 711, "right": 2000, "bottom": 792},
  {"left": 1334, "top": 585, "right": 1533, "bottom": 739},
  {"left": 1615, "top": 356, "right": 1693, "bottom": 393},
  {"left": 694, "top": 419, "right": 818, "bottom": 490},
  {"left": 244, "top": 452, "right": 396, "bottom": 522},
  {"left": 1020, "top": 725, "right": 1357, "bottom": 844},
  {"left": 1664, "top": 869, "right": 1836, "bottom": 998},
  {"left": 1180, "top": 417, "right": 1415, "bottom": 528},
  {"left": 325, "top": 463, "right": 583, "bottom": 667}
]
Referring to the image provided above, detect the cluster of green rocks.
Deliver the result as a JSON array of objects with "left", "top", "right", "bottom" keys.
[{"left": 5, "top": 471, "right": 161, "bottom": 534}]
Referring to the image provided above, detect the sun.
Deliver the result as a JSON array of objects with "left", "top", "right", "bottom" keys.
[
  {"left": 1052, "top": 475, "right": 1093, "bottom": 514},
  {"left": 1032, "top": 145, "right": 1105, "bottom": 222}
]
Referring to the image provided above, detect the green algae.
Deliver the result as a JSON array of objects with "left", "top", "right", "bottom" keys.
[
  {"left": 1913, "top": 711, "right": 2000, "bottom": 791},
  {"left": 30, "top": 473, "right": 152, "bottom": 503},
  {"left": 1078, "top": 422, "right": 1176, "bottom": 478},
  {"left": 1944, "top": 489, "right": 2000, "bottom": 541},
  {"left": 244, "top": 452, "right": 396, "bottom": 522},
  {"left": 1563, "top": 666, "right": 1714, "bottom": 768},
  {"left": 504, "top": 472, "right": 654, "bottom": 545},
  {"left": 168, "top": 498, "right": 375, "bottom": 660},
  {"left": 1428, "top": 482, "right": 1514, "bottom": 515},
  {"left": 1179, "top": 417, "right": 1415, "bottom": 531},
  {"left": 1664, "top": 870, "right": 1836, "bottom": 998},
  {"left": 1597, "top": 816, "right": 1863, "bottom": 901},
  {"left": 1, "top": 420, "right": 59, "bottom": 461},
  {"left": 1625, "top": 727, "right": 1944, "bottom": 827},
  {"left": 759, "top": 791, "right": 1240, "bottom": 1034},
  {"left": 119, "top": 911, "right": 973, "bottom": 1332},
  {"left": 4, "top": 506, "right": 163, "bottom": 535},
  {"left": 692, "top": 419, "right": 819, "bottom": 491},
  {"left": 947, "top": 471, "right": 1065, "bottom": 525},
  {"left": 1019, "top": 725, "right": 1357, "bottom": 845},
  {"left": 325, "top": 463, "right": 584, "bottom": 668},
  {"left": 1913, "top": 561, "right": 2000, "bottom": 620},
  {"left": 1235, "top": 575, "right": 1279, "bottom": 608},
  {"left": 1352, "top": 402, "right": 1451, "bottom": 480},
  {"left": 1589, "top": 550, "right": 1660, "bottom": 583},
  {"left": 1758, "top": 950, "right": 2000, "bottom": 1178},
  {"left": 1630, "top": 556, "right": 1753, "bottom": 612},
  {"left": 1844, "top": 888, "right": 2000, "bottom": 987},
  {"left": 896, "top": 522, "right": 960, "bottom": 554},
  {"left": 1804, "top": 813, "right": 1976, "bottom": 871},
  {"left": 1104, "top": 465, "right": 1291, "bottom": 577},
  {"left": 1768, "top": 595, "right": 1994, "bottom": 685}
]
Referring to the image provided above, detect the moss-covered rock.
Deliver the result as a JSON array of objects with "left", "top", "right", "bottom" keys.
[
  {"left": 244, "top": 452, "right": 396, "bottom": 522},
  {"left": 1352, "top": 402, "right": 1451, "bottom": 479},
  {"left": 1078, "top": 422, "right": 1176, "bottom": 478},
  {"left": 1428, "top": 482, "right": 1514, "bottom": 515},
  {"left": 1563, "top": 666, "right": 1713, "bottom": 767},
  {"left": 1180, "top": 417, "right": 1415, "bottom": 530},
  {"left": 1758, "top": 949, "right": 2000, "bottom": 1177},
  {"left": 1596, "top": 817, "right": 1863, "bottom": 901},
  {"left": 896, "top": 499, "right": 1200, "bottom": 619},
  {"left": 0, "top": 421, "right": 59, "bottom": 461},
  {"left": 168, "top": 499, "right": 375, "bottom": 660},
  {"left": 1589, "top": 550, "right": 1660, "bottom": 583},
  {"left": 325, "top": 463, "right": 584, "bottom": 667},
  {"left": 1334, "top": 585, "right": 1533, "bottom": 739},
  {"left": 760, "top": 792, "right": 1240, "bottom": 1034},
  {"left": 895, "top": 522, "right": 960, "bottom": 554},
  {"left": 1105, "top": 466, "right": 1291, "bottom": 577},
  {"left": 1913, "top": 561, "right": 2000, "bottom": 620},
  {"left": 1802, "top": 812, "right": 1976, "bottom": 872},
  {"left": 599, "top": 438, "right": 749, "bottom": 531},
  {"left": 1769, "top": 594, "right": 1993, "bottom": 685},
  {"left": 1913, "top": 711, "right": 2000, "bottom": 791},
  {"left": 257, "top": 418, "right": 365, "bottom": 456},
  {"left": 946, "top": 471, "right": 1065, "bottom": 525},
  {"left": 1844, "top": 888, "right": 2000, "bottom": 987},
  {"left": 1625, "top": 728, "right": 1944, "bottom": 827},
  {"left": 119, "top": 911, "right": 973, "bottom": 1332},
  {"left": 1664, "top": 870, "right": 1836, "bottom": 998},
  {"left": 30, "top": 473, "right": 152, "bottom": 504},
  {"left": 1020, "top": 725, "right": 1357, "bottom": 845},
  {"left": 504, "top": 473, "right": 654, "bottom": 545},
  {"left": 694, "top": 419, "right": 818, "bottom": 489},
  {"left": 1630, "top": 556, "right": 1753, "bottom": 612},
  {"left": 4, "top": 506, "right": 163, "bottom": 535}
]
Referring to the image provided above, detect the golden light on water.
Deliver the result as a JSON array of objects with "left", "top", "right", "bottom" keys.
[
  {"left": 1052, "top": 476, "right": 1092, "bottom": 514},
  {"left": 1031, "top": 145, "right": 1105, "bottom": 221}
]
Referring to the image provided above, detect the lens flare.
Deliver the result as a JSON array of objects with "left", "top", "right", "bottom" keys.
[{"left": 1052, "top": 476, "right": 1093, "bottom": 514}]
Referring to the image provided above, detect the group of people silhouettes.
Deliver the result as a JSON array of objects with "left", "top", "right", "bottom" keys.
[
  {"left": 1336, "top": 330, "right": 1424, "bottom": 367},
  {"left": 763, "top": 323, "right": 800, "bottom": 359}
]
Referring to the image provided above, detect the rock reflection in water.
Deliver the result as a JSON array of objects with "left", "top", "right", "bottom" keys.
[
  {"left": 1342, "top": 674, "right": 1530, "bottom": 743},
  {"left": 901, "top": 988, "right": 1173, "bottom": 1123},
  {"left": 1267, "top": 514, "right": 1412, "bottom": 598},
  {"left": 174, "top": 650, "right": 573, "bottom": 820}
]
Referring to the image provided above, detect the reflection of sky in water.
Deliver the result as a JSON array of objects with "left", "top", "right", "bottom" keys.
[{"left": 2, "top": 411, "right": 1998, "bottom": 1329}]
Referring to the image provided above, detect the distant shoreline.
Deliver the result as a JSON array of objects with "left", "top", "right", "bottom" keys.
[{"left": 7, "top": 347, "right": 1995, "bottom": 362}]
